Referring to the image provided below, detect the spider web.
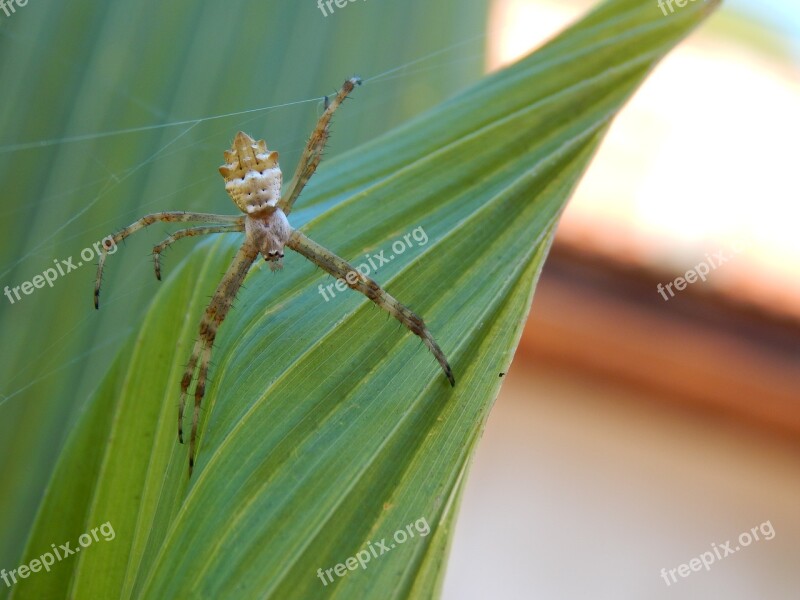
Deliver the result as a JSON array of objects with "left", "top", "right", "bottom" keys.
[{"left": 0, "top": 33, "right": 486, "bottom": 409}]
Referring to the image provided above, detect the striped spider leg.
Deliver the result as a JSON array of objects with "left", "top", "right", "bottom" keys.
[{"left": 95, "top": 76, "right": 453, "bottom": 475}]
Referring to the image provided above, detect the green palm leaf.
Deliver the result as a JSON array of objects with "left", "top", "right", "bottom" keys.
[
  {"left": 0, "top": 0, "right": 487, "bottom": 579},
  {"left": 11, "top": 1, "right": 719, "bottom": 598}
]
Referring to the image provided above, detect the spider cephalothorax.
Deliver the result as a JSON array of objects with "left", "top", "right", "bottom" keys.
[
  {"left": 244, "top": 206, "right": 291, "bottom": 269},
  {"left": 95, "top": 77, "right": 454, "bottom": 475}
]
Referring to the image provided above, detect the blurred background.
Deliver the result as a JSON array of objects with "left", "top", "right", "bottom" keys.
[
  {"left": 444, "top": 0, "right": 800, "bottom": 599},
  {"left": 0, "top": 0, "right": 797, "bottom": 598}
]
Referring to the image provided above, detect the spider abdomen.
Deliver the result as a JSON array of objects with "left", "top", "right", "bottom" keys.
[{"left": 219, "top": 131, "right": 282, "bottom": 217}]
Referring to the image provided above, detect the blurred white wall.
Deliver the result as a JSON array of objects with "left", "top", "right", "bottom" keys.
[
  {"left": 487, "top": 0, "right": 800, "bottom": 316},
  {"left": 443, "top": 363, "right": 800, "bottom": 599},
  {"left": 442, "top": 2, "right": 800, "bottom": 598}
]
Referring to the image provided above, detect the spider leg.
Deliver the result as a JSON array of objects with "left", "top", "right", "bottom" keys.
[
  {"left": 178, "top": 241, "right": 258, "bottom": 474},
  {"left": 153, "top": 222, "right": 244, "bottom": 280},
  {"left": 95, "top": 211, "right": 241, "bottom": 309},
  {"left": 286, "top": 230, "right": 454, "bottom": 386},
  {"left": 278, "top": 76, "right": 362, "bottom": 215}
]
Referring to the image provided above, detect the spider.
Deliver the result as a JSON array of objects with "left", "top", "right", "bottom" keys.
[{"left": 94, "top": 77, "right": 454, "bottom": 474}]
